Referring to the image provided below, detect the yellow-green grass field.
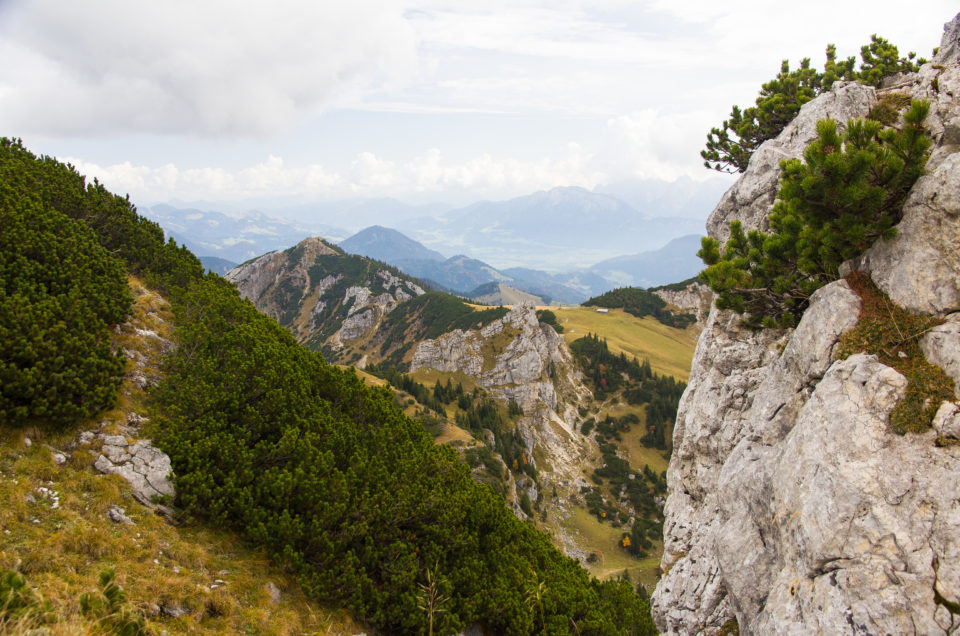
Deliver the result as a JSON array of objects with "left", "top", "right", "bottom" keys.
[
  {"left": 555, "top": 508, "right": 663, "bottom": 590},
  {"left": 553, "top": 307, "right": 698, "bottom": 381}
]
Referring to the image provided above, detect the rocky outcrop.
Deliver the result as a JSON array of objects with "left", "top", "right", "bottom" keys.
[
  {"left": 654, "top": 281, "right": 713, "bottom": 328},
  {"left": 654, "top": 14, "right": 960, "bottom": 635},
  {"left": 706, "top": 82, "right": 877, "bottom": 244},
  {"left": 411, "top": 303, "right": 592, "bottom": 482},
  {"left": 226, "top": 237, "right": 339, "bottom": 307}
]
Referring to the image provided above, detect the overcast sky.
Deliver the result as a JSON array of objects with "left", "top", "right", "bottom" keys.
[{"left": 0, "top": 1, "right": 954, "bottom": 207}]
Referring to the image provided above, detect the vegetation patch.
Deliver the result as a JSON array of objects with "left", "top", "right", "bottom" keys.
[
  {"left": 867, "top": 92, "right": 913, "bottom": 125},
  {"left": 702, "top": 35, "right": 927, "bottom": 173},
  {"left": 699, "top": 100, "right": 931, "bottom": 328},
  {"left": 836, "top": 271, "right": 955, "bottom": 434},
  {"left": 584, "top": 287, "right": 696, "bottom": 329},
  {"left": 0, "top": 143, "right": 132, "bottom": 427}
]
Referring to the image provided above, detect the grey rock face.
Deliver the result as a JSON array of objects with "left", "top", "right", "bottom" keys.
[
  {"left": 706, "top": 82, "right": 876, "bottom": 244},
  {"left": 850, "top": 154, "right": 960, "bottom": 314},
  {"left": 653, "top": 282, "right": 713, "bottom": 328},
  {"left": 94, "top": 434, "right": 175, "bottom": 506},
  {"left": 411, "top": 303, "right": 592, "bottom": 484},
  {"left": 922, "top": 314, "right": 960, "bottom": 398},
  {"left": 654, "top": 18, "right": 960, "bottom": 631}
]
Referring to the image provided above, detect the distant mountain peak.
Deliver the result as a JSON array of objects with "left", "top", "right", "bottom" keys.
[{"left": 341, "top": 225, "right": 446, "bottom": 264}]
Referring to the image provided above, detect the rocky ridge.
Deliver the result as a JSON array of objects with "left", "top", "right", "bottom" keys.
[
  {"left": 411, "top": 302, "right": 594, "bottom": 491},
  {"left": 225, "top": 237, "right": 426, "bottom": 354},
  {"left": 653, "top": 281, "right": 713, "bottom": 330},
  {"left": 652, "top": 15, "right": 960, "bottom": 634}
]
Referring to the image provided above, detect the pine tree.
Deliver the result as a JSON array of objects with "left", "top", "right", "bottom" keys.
[
  {"left": 699, "top": 100, "right": 931, "bottom": 327},
  {"left": 703, "top": 36, "right": 926, "bottom": 173}
]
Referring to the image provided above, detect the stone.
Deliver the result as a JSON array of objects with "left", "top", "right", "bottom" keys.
[
  {"left": 934, "top": 12, "right": 960, "bottom": 65},
  {"left": 107, "top": 505, "right": 135, "bottom": 525},
  {"left": 95, "top": 434, "right": 174, "bottom": 506},
  {"left": 654, "top": 14, "right": 960, "bottom": 634},
  {"left": 51, "top": 451, "right": 67, "bottom": 465},
  {"left": 652, "top": 281, "right": 713, "bottom": 329},
  {"left": 265, "top": 581, "right": 281, "bottom": 605},
  {"left": 161, "top": 603, "right": 188, "bottom": 618},
  {"left": 934, "top": 401, "right": 960, "bottom": 439}
]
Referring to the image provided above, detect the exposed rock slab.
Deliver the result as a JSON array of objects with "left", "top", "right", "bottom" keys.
[
  {"left": 92, "top": 433, "right": 174, "bottom": 506},
  {"left": 655, "top": 14, "right": 960, "bottom": 634}
]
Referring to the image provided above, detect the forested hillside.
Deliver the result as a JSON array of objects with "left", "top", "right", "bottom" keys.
[{"left": 0, "top": 138, "right": 655, "bottom": 634}]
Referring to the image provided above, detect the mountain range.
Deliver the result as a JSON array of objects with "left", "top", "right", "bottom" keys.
[
  {"left": 339, "top": 224, "right": 704, "bottom": 303},
  {"left": 141, "top": 204, "right": 350, "bottom": 263},
  {"left": 397, "top": 185, "right": 714, "bottom": 270}
]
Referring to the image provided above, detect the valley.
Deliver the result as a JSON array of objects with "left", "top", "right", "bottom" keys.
[{"left": 222, "top": 235, "right": 701, "bottom": 598}]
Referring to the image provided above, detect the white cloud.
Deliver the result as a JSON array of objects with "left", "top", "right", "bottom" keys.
[
  {"left": 0, "top": 0, "right": 417, "bottom": 137},
  {"left": 65, "top": 143, "right": 607, "bottom": 203},
  {"left": 602, "top": 109, "right": 719, "bottom": 181}
]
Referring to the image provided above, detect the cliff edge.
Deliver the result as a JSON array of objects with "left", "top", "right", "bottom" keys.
[{"left": 652, "top": 14, "right": 960, "bottom": 634}]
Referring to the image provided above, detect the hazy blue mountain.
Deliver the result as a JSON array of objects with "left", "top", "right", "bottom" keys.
[
  {"left": 340, "top": 225, "right": 447, "bottom": 264},
  {"left": 141, "top": 204, "right": 350, "bottom": 263},
  {"left": 500, "top": 267, "right": 599, "bottom": 304},
  {"left": 587, "top": 234, "right": 705, "bottom": 288},
  {"left": 399, "top": 186, "right": 706, "bottom": 270},
  {"left": 594, "top": 177, "right": 731, "bottom": 222},
  {"left": 271, "top": 198, "right": 454, "bottom": 232},
  {"left": 199, "top": 256, "right": 238, "bottom": 275},
  {"left": 401, "top": 254, "right": 512, "bottom": 293},
  {"left": 338, "top": 226, "right": 597, "bottom": 303}
]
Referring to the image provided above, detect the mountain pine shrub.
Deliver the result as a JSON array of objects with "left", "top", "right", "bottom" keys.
[
  {"left": 0, "top": 140, "right": 132, "bottom": 427},
  {"left": 703, "top": 35, "right": 926, "bottom": 173},
  {"left": 698, "top": 100, "right": 931, "bottom": 328}
]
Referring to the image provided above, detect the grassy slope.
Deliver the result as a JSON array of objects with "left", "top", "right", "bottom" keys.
[
  {"left": 548, "top": 307, "right": 695, "bottom": 587},
  {"left": 0, "top": 278, "right": 362, "bottom": 635},
  {"left": 554, "top": 307, "right": 697, "bottom": 381}
]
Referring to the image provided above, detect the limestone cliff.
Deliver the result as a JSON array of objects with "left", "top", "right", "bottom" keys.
[
  {"left": 411, "top": 302, "right": 593, "bottom": 489},
  {"left": 653, "top": 281, "right": 713, "bottom": 331},
  {"left": 653, "top": 15, "right": 960, "bottom": 634}
]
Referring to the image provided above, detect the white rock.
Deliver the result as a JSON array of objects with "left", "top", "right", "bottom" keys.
[{"left": 654, "top": 14, "right": 960, "bottom": 634}]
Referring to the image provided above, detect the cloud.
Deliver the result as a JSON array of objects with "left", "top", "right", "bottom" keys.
[
  {"left": 0, "top": 0, "right": 417, "bottom": 137},
  {"left": 65, "top": 143, "right": 607, "bottom": 203},
  {"left": 602, "top": 109, "right": 720, "bottom": 181}
]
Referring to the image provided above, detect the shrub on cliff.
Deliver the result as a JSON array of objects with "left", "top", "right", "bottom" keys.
[
  {"left": 702, "top": 36, "right": 926, "bottom": 173},
  {"left": 698, "top": 100, "right": 931, "bottom": 327}
]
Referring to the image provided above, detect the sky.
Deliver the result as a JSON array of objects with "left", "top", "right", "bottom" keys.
[{"left": 0, "top": 0, "right": 955, "bottom": 208}]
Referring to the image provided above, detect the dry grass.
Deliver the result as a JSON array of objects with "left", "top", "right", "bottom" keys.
[
  {"left": 554, "top": 307, "right": 697, "bottom": 381},
  {"left": 0, "top": 276, "right": 365, "bottom": 635},
  {"left": 554, "top": 508, "right": 662, "bottom": 588}
]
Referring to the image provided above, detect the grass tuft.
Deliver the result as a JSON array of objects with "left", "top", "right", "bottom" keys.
[{"left": 837, "top": 272, "right": 955, "bottom": 433}]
